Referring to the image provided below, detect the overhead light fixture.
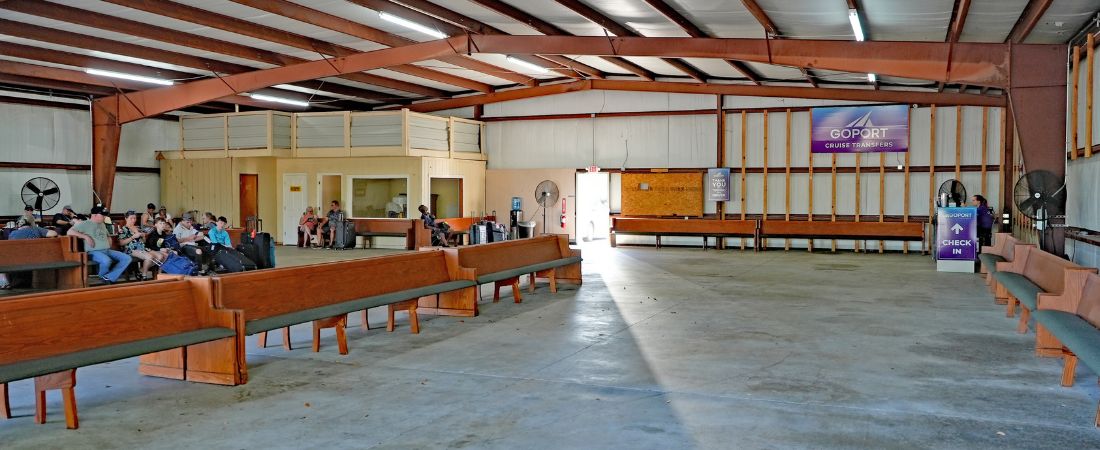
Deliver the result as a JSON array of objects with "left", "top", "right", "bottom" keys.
[
  {"left": 379, "top": 12, "right": 447, "bottom": 39},
  {"left": 248, "top": 93, "right": 309, "bottom": 107},
  {"left": 867, "top": 73, "right": 877, "bottom": 83},
  {"left": 506, "top": 56, "right": 549, "bottom": 74},
  {"left": 848, "top": 9, "right": 865, "bottom": 42},
  {"left": 85, "top": 68, "right": 174, "bottom": 86}
]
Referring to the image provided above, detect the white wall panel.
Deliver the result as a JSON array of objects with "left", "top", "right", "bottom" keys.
[{"left": 485, "top": 90, "right": 715, "bottom": 117}]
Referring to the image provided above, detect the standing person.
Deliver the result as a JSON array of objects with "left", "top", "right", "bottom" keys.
[
  {"left": 320, "top": 200, "right": 344, "bottom": 249},
  {"left": 51, "top": 205, "right": 75, "bottom": 235},
  {"left": 16, "top": 205, "right": 38, "bottom": 228},
  {"left": 140, "top": 203, "right": 158, "bottom": 230},
  {"left": 68, "top": 206, "right": 130, "bottom": 284},
  {"left": 174, "top": 213, "right": 210, "bottom": 271},
  {"left": 972, "top": 194, "right": 994, "bottom": 248},
  {"left": 299, "top": 206, "right": 318, "bottom": 248},
  {"left": 119, "top": 211, "right": 165, "bottom": 280}
]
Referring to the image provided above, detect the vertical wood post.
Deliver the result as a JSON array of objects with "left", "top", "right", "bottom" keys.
[
  {"left": 955, "top": 106, "right": 963, "bottom": 180},
  {"left": 981, "top": 107, "right": 989, "bottom": 197},
  {"left": 1088, "top": 34, "right": 1095, "bottom": 158},
  {"left": 784, "top": 109, "right": 792, "bottom": 251},
  {"left": 762, "top": 110, "right": 769, "bottom": 250},
  {"left": 808, "top": 113, "right": 814, "bottom": 253},
  {"left": 740, "top": 111, "right": 748, "bottom": 250},
  {"left": 1072, "top": 45, "right": 1080, "bottom": 160},
  {"left": 878, "top": 152, "right": 885, "bottom": 253},
  {"left": 830, "top": 153, "right": 837, "bottom": 252}
]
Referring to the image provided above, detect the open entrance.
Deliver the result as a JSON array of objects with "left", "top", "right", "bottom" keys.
[
  {"left": 318, "top": 174, "right": 342, "bottom": 213},
  {"left": 576, "top": 171, "right": 610, "bottom": 243},
  {"left": 349, "top": 176, "right": 408, "bottom": 218},
  {"left": 430, "top": 178, "right": 463, "bottom": 219}
]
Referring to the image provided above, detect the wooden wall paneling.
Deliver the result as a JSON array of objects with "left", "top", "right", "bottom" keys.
[
  {"left": 740, "top": 111, "right": 748, "bottom": 250},
  {"left": 830, "top": 153, "right": 837, "bottom": 252},
  {"left": 807, "top": 116, "right": 814, "bottom": 253},
  {"left": 981, "top": 107, "right": 989, "bottom": 196},
  {"left": 784, "top": 108, "right": 791, "bottom": 251},
  {"left": 1072, "top": 45, "right": 1080, "bottom": 159},
  {"left": 903, "top": 108, "right": 912, "bottom": 254},
  {"left": 762, "top": 110, "right": 769, "bottom": 249},
  {"left": 878, "top": 152, "right": 885, "bottom": 253},
  {"left": 854, "top": 153, "right": 861, "bottom": 252},
  {"left": 1088, "top": 34, "right": 1095, "bottom": 158},
  {"left": 955, "top": 106, "right": 963, "bottom": 180},
  {"left": 717, "top": 99, "right": 726, "bottom": 249}
]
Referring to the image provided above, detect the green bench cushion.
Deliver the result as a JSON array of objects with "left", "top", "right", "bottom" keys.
[
  {"left": 245, "top": 279, "right": 476, "bottom": 334},
  {"left": 992, "top": 271, "right": 1043, "bottom": 310},
  {"left": 357, "top": 232, "right": 406, "bottom": 237},
  {"left": 0, "top": 261, "right": 82, "bottom": 272},
  {"left": 977, "top": 253, "right": 1006, "bottom": 273},
  {"left": 0, "top": 327, "right": 236, "bottom": 384},
  {"left": 1033, "top": 310, "right": 1100, "bottom": 376},
  {"left": 475, "top": 256, "right": 583, "bottom": 284}
]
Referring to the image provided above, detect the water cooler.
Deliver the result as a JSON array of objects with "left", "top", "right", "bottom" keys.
[{"left": 509, "top": 196, "right": 523, "bottom": 239}]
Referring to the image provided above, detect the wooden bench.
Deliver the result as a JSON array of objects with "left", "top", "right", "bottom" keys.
[
  {"left": 436, "top": 235, "right": 581, "bottom": 309},
  {"left": 0, "top": 236, "right": 86, "bottom": 290},
  {"left": 351, "top": 218, "right": 431, "bottom": 249},
  {"left": 609, "top": 217, "right": 758, "bottom": 249},
  {"left": 211, "top": 250, "right": 476, "bottom": 360},
  {"left": 1031, "top": 269, "right": 1100, "bottom": 426},
  {"left": 992, "top": 245, "right": 1097, "bottom": 334},
  {"left": 0, "top": 278, "right": 243, "bottom": 429},
  {"left": 758, "top": 221, "right": 925, "bottom": 251},
  {"left": 979, "top": 233, "right": 1025, "bottom": 304}
]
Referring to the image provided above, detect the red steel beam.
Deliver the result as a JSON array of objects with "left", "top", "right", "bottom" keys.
[
  {"left": 105, "top": 0, "right": 504, "bottom": 92},
  {"left": 0, "top": 19, "right": 392, "bottom": 103},
  {"left": 553, "top": 0, "right": 708, "bottom": 82},
  {"left": 406, "top": 79, "right": 1005, "bottom": 113},
  {"left": 1006, "top": 0, "right": 1053, "bottom": 43},
  {"left": 0, "top": 0, "right": 447, "bottom": 98},
  {"left": 467, "top": 0, "right": 656, "bottom": 80},
  {"left": 462, "top": 35, "right": 1018, "bottom": 88},
  {"left": 388, "top": 0, "right": 604, "bottom": 79},
  {"left": 641, "top": 0, "right": 762, "bottom": 84}
]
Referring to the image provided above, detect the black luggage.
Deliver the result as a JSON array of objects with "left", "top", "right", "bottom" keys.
[
  {"left": 240, "top": 232, "right": 275, "bottom": 268},
  {"left": 214, "top": 247, "right": 256, "bottom": 273},
  {"left": 332, "top": 219, "right": 356, "bottom": 249},
  {"left": 469, "top": 223, "right": 489, "bottom": 245}
]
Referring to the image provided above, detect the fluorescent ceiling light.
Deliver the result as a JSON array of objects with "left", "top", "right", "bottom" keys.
[
  {"left": 506, "top": 56, "right": 549, "bottom": 74},
  {"left": 379, "top": 12, "right": 447, "bottom": 39},
  {"left": 248, "top": 93, "right": 309, "bottom": 107},
  {"left": 85, "top": 68, "right": 174, "bottom": 86},
  {"left": 848, "top": 9, "right": 865, "bottom": 42},
  {"left": 867, "top": 73, "right": 877, "bottom": 83}
]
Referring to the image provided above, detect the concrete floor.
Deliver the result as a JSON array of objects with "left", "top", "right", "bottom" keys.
[{"left": 3, "top": 245, "right": 1099, "bottom": 448}]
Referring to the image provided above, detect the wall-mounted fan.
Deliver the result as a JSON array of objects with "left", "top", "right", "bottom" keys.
[
  {"left": 534, "top": 180, "right": 559, "bottom": 234},
  {"left": 936, "top": 179, "right": 967, "bottom": 208},
  {"left": 21, "top": 177, "right": 61, "bottom": 215}
]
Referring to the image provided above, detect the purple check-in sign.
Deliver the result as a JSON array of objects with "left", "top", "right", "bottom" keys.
[
  {"left": 811, "top": 105, "right": 909, "bottom": 153},
  {"left": 937, "top": 207, "right": 977, "bottom": 260}
]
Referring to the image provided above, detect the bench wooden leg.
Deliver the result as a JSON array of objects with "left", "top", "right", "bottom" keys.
[
  {"left": 386, "top": 300, "right": 420, "bottom": 334},
  {"left": 1017, "top": 307, "right": 1031, "bottom": 334},
  {"left": 548, "top": 270, "right": 557, "bottom": 293},
  {"left": 1035, "top": 324, "right": 1065, "bottom": 357},
  {"left": 1, "top": 383, "right": 9, "bottom": 419},
  {"left": 257, "top": 331, "right": 267, "bottom": 348},
  {"left": 492, "top": 283, "right": 501, "bottom": 302},
  {"left": 1006, "top": 295, "right": 1017, "bottom": 318},
  {"left": 529, "top": 273, "right": 536, "bottom": 293},
  {"left": 1062, "top": 352, "right": 1078, "bottom": 387},
  {"left": 361, "top": 310, "right": 372, "bottom": 330},
  {"left": 312, "top": 316, "right": 348, "bottom": 355},
  {"left": 511, "top": 279, "right": 522, "bottom": 303},
  {"left": 34, "top": 370, "right": 78, "bottom": 429},
  {"left": 282, "top": 327, "right": 292, "bottom": 351}
]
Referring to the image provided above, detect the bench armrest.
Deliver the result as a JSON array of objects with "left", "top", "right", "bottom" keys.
[{"left": 1037, "top": 292, "right": 1078, "bottom": 313}]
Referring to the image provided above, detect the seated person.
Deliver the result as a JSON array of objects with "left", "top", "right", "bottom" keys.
[
  {"left": 299, "top": 206, "right": 318, "bottom": 248},
  {"left": 67, "top": 206, "right": 130, "bottom": 284},
  {"left": 173, "top": 213, "right": 210, "bottom": 271},
  {"left": 155, "top": 206, "right": 173, "bottom": 224},
  {"left": 8, "top": 223, "right": 58, "bottom": 240},
  {"left": 119, "top": 211, "right": 166, "bottom": 280},
  {"left": 140, "top": 203, "right": 157, "bottom": 231},
  {"left": 200, "top": 212, "right": 217, "bottom": 230},
  {"left": 51, "top": 205, "right": 75, "bottom": 235},
  {"left": 144, "top": 218, "right": 175, "bottom": 258},
  {"left": 320, "top": 200, "right": 343, "bottom": 249},
  {"left": 418, "top": 205, "right": 451, "bottom": 247},
  {"left": 16, "top": 205, "right": 38, "bottom": 228},
  {"left": 208, "top": 216, "right": 253, "bottom": 272}
]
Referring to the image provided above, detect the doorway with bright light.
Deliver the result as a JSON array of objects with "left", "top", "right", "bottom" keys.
[{"left": 576, "top": 171, "right": 610, "bottom": 244}]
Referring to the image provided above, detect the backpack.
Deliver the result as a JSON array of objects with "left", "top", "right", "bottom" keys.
[
  {"left": 161, "top": 234, "right": 182, "bottom": 251},
  {"left": 160, "top": 253, "right": 198, "bottom": 276}
]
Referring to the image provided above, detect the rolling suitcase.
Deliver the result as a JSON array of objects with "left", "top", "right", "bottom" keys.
[
  {"left": 333, "top": 219, "right": 356, "bottom": 249},
  {"left": 469, "top": 223, "right": 489, "bottom": 245},
  {"left": 243, "top": 232, "right": 276, "bottom": 268}
]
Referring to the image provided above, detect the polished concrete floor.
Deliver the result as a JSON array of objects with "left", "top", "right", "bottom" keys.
[{"left": 3, "top": 244, "right": 1099, "bottom": 448}]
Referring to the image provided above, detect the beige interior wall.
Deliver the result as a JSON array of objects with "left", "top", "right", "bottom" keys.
[
  {"left": 485, "top": 168, "right": 576, "bottom": 240},
  {"left": 320, "top": 175, "right": 342, "bottom": 211},
  {"left": 423, "top": 157, "right": 486, "bottom": 218},
  {"left": 430, "top": 178, "right": 462, "bottom": 218},
  {"left": 159, "top": 157, "right": 277, "bottom": 230}
]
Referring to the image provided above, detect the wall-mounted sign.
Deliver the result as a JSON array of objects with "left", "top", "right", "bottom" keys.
[
  {"left": 811, "top": 104, "right": 909, "bottom": 153},
  {"left": 289, "top": 186, "right": 302, "bottom": 192},
  {"left": 936, "top": 207, "right": 977, "bottom": 261},
  {"left": 707, "top": 168, "right": 731, "bottom": 202}
]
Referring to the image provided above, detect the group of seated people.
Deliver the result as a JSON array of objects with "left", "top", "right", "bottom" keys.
[
  {"left": 298, "top": 200, "right": 345, "bottom": 249},
  {"left": 4, "top": 202, "right": 249, "bottom": 289}
]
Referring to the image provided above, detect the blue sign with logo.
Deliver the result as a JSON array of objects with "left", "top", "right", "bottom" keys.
[
  {"left": 936, "top": 207, "right": 977, "bottom": 260},
  {"left": 707, "top": 168, "right": 730, "bottom": 202},
  {"left": 811, "top": 104, "right": 910, "bottom": 153}
]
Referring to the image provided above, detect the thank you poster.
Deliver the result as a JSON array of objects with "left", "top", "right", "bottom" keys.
[
  {"left": 936, "top": 207, "right": 977, "bottom": 260},
  {"left": 707, "top": 168, "right": 730, "bottom": 202},
  {"left": 811, "top": 105, "right": 909, "bottom": 153}
]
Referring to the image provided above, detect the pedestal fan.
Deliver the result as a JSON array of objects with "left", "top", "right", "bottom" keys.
[{"left": 534, "top": 180, "right": 559, "bottom": 235}]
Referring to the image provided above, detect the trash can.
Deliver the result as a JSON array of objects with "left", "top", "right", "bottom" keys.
[{"left": 517, "top": 221, "right": 536, "bottom": 239}]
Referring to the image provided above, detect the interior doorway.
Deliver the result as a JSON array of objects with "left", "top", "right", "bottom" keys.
[
  {"left": 239, "top": 174, "right": 258, "bottom": 228},
  {"left": 318, "top": 174, "right": 342, "bottom": 213},
  {"left": 282, "top": 173, "right": 307, "bottom": 245},
  {"left": 430, "top": 178, "right": 463, "bottom": 218},
  {"left": 576, "top": 171, "right": 610, "bottom": 243}
]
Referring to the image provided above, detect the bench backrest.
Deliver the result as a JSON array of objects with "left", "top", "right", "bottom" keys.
[
  {"left": 447, "top": 235, "right": 569, "bottom": 275},
  {"left": 760, "top": 221, "right": 924, "bottom": 239},
  {"left": 0, "top": 236, "right": 77, "bottom": 265},
  {"left": 212, "top": 250, "right": 455, "bottom": 321},
  {"left": 988, "top": 233, "right": 1021, "bottom": 260},
  {"left": 1077, "top": 272, "right": 1100, "bottom": 327},
  {"left": 351, "top": 218, "right": 430, "bottom": 249},
  {"left": 0, "top": 279, "right": 214, "bottom": 365},
  {"left": 1019, "top": 246, "right": 1090, "bottom": 293},
  {"left": 437, "top": 217, "right": 480, "bottom": 232},
  {"left": 611, "top": 217, "right": 757, "bottom": 234}
]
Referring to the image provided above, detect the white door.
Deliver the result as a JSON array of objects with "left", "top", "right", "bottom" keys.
[{"left": 282, "top": 173, "right": 307, "bottom": 245}]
